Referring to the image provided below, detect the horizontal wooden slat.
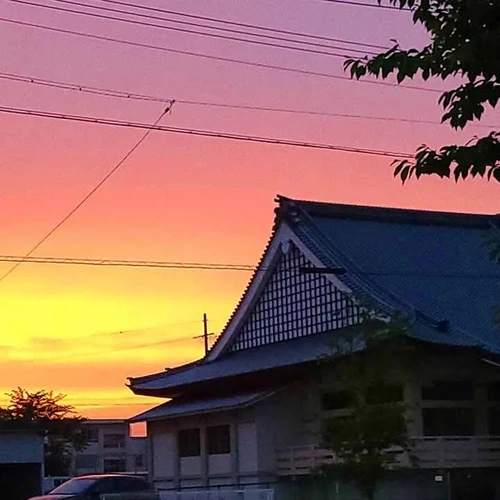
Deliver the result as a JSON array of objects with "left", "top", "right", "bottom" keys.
[{"left": 276, "top": 436, "right": 500, "bottom": 475}]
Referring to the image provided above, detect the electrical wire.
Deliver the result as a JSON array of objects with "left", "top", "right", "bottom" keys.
[
  {"left": 0, "top": 255, "right": 255, "bottom": 270},
  {"left": 27, "top": 333, "right": 213, "bottom": 364},
  {"left": 0, "top": 16, "right": 441, "bottom": 93},
  {"left": 1, "top": 70, "right": 496, "bottom": 129},
  {"left": 7, "top": 0, "right": 372, "bottom": 59},
  {"left": 96, "top": 0, "right": 389, "bottom": 50},
  {"left": 0, "top": 105, "right": 414, "bottom": 158},
  {"left": 29, "top": 320, "right": 205, "bottom": 345},
  {"left": 0, "top": 107, "right": 170, "bottom": 284},
  {"left": 50, "top": 0, "right": 385, "bottom": 54},
  {"left": 0, "top": 71, "right": 174, "bottom": 104},
  {"left": 0, "top": 254, "right": 499, "bottom": 280},
  {"left": 321, "top": 0, "right": 404, "bottom": 10}
]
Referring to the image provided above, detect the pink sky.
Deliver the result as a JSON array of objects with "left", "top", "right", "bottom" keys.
[{"left": 0, "top": 0, "right": 498, "bottom": 418}]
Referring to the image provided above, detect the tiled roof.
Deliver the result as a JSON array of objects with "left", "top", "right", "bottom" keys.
[
  {"left": 129, "top": 390, "right": 277, "bottom": 422},
  {"left": 129, "top": 330, "right": 341, "bottom": 393},
  {"left": 282, "top": 196, "right": 500, "bottom": 353},
  {"left": 129, "top": 196, "right": 500, "bottom": 395}
]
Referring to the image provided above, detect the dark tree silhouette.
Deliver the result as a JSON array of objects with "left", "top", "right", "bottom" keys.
[{"left": 0, "top": 388, "right": 88, "bottom": 475}]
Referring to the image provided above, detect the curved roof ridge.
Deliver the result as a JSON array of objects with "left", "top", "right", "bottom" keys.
[{"left": 277, "top": 195, "right": 499, "bottom": 227}]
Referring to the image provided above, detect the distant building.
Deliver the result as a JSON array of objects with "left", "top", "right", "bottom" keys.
[
  {"left": 0, "top": 429, "right": 44, "bottom": 500},
  {"left": 127, "top": 196, "right": 500, "bottom": 500},
  {"left": 73, "top": 419, "right": 147, "bottom": 476}
]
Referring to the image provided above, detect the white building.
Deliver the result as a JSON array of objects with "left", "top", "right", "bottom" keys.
[
  {"left": 127, "top": 196, "right": 500, "bottom": 500},
  {"left": 73, "top": 419, "right": 147, "bottom": 476}
]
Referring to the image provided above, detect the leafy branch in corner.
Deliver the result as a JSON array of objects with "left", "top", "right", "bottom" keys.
[{"left": 345, "top": 0, "right": 500, "bottom": 183}]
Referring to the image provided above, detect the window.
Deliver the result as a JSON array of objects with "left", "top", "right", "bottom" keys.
[
  {"left": 103, "top": 433, "right": 126, "bottom": 449},
  {"left": 488, "top": 408, "right": 500, "bottom": 435},
  {"left": 321, "top": 391, "right": 353, "bottom": 410},
  {"left": 114, "top": 477, "right": 150, "bottom": 492},
  {"left": 366, "top": 384, "right": 403, "bottom": 404},
  {"left": 83, "top": 427, "right": 99, "bottom": 443},
  {"left": 422, "top": 381, "right": 474, "bottom": 401},
  {"left": 75, "top": 454, "right": 99, "bottom": 469},
  {"left": 134, "top": 454, "right": 144, "bottom": 468},
  {"left": 422, "top": 408, "right": 475, "bottom": 436},
  {"left": 178, "top": 428, "right": 200, "bottom": 457},
  {"left": 487, "top": 382, "right": 500, "bottom": 401},
  {"left": 93, "top": 477, "right": 116, "bottom": 494},
  {"left": 103, "top": 458, "right": 126, "bottom": 473},
  {"left": 207, "top": 425, "right": 231, "bottom": 455}
]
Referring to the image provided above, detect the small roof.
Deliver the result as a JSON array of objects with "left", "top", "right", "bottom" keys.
[
  {"left": 129, "top": 390, "right": 277, "bottom": 422},
  {"left": 82, "top": 419, "right": 126, "bottom": 425}
]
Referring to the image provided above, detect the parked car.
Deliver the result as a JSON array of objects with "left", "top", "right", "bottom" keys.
[
  {"left": 43, "top": 476, "right": 72, "bottom": 494},
  {"left": 29, "top": 474, "right": 158, "bottom": 500}
]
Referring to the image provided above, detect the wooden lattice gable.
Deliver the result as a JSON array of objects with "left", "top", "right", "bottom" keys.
[{"left": 207, "top": 223, "right": 360, "bottom": 359}]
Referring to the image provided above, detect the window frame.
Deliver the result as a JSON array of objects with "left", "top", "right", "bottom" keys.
[
  {"left": 102, "top": 457, "right": 127, "bottom": 473},
  {"left": 177, "top": 428, "right": 201, "bottom": 458},
  {"left": 102, "top": 433, "right": 126, "bottom": 449},
  {"left": 421, "top": 381, "right": 475, "bottom": 401},
  {"left": 422, "top": 407, "right": 476, "bottom": 437},
  {"left": 206, "top": 424, "right": 231, "bottom": 455}
]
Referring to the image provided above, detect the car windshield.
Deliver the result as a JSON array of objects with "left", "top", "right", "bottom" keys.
[{"left": 49, "top": 478, "right": 97, "bottom": 495}]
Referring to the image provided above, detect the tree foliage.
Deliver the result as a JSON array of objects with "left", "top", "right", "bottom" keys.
[
  {"left": 345, "top": 0, "right": 500, "bottom": 183},
  {"left": 0, "top": 388, "right": 88, "bottom": 475},
  {"left": 320, "top": 311, "right": 415, "bottom": 500}
]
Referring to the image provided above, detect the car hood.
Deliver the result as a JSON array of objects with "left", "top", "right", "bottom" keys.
[{"left": 29, "top": 495, "right": 80, "bottom": 500}]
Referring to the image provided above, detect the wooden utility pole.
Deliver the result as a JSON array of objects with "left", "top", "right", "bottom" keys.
[
  {"left": 203, "top": 313, "right": 209, "bottom": 356},
  {"left": 193, "top": 313, "right": 214, "bottom": 356}
]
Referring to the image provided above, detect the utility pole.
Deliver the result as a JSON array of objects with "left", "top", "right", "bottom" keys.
[
  {"left": 203, "top": 313, "right": 209, "bottom": 356},
  {"left": 193, "top": 313, "right": 214, "bottom": 357}
]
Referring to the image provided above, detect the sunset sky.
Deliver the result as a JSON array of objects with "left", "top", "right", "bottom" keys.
[{"left": 0, "top": 0, "right": 498, "bottom": 419}]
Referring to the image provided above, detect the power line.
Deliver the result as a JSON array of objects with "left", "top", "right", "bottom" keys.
[
  {"left": 3, "top": 70, "right": 496, "bottom": 129},
  {"left": 0, "top": 105, "right": 414, "bottom": 157},
  {"left": 321, "top": 0, "right": 403, "bottom": 10},
  {"left": 50, "top": 0, "right": 385, "bottom": 54},
  {"left": 31, "top": 334, "right": 211, "bottom": 364},
  {"left": 178, "top": 100, "right": 497, "bottom": 129},
  {"left": 0, "top": 71, "right": 173, "bottom": 104},
  {"left": 97, "top": 0, "right": 389, "bottom": 50},
  {"left": 28, "top": 320, "right": 205, "bottom": 345},
  {"left": 0, "top": 255, "right": 256, "bottom": 271},
  {"left": 7, "top": 0, "right": 372, "bottom": 59},
  {"left": 0, "top": 107, "right": 170, "bottom": 284},
  {"left": 0, "top": 254, "right": 499, "bottom": 280},
  {"left": 0, "top": 16, "right": 441, "bottom": 93}
]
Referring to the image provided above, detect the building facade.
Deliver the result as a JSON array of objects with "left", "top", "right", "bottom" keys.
[
  {"left": 73, "top": 419, "right": 147, "bottom": 476},
  {"left": 0, "top": 430, "right": 44, "bottom": 500},
  {"left": 127, "top": 196, "right": 500, "bottom": 500}
]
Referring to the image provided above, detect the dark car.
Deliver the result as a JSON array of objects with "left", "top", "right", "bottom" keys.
[{"left": 29, "top": 474, "right": 158, "bottom": 500}]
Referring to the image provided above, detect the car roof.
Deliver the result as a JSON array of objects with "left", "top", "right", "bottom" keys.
[{"left": 75, "top": 474, "right": 146, "bottom": 480}]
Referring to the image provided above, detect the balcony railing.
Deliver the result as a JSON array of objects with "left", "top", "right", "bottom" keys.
[{"left": 276, "top": 436, "right": 500, "bottom": 475}]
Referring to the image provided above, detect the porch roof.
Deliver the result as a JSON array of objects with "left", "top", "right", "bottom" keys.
[
  {"left": 129, "top": 390, "right": 276, "bottom": 422},
  {"left": 129, "top": 329, "right": 344, "bottom": 394}
]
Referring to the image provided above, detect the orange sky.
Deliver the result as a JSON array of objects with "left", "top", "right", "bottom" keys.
[{"left": 0, "top": 0, "right": 498, "bottom": 419}]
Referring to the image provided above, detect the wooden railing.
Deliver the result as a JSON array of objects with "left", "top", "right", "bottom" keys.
[{"left": 276, "top": 436, "right": 500, "bottom": 475}]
